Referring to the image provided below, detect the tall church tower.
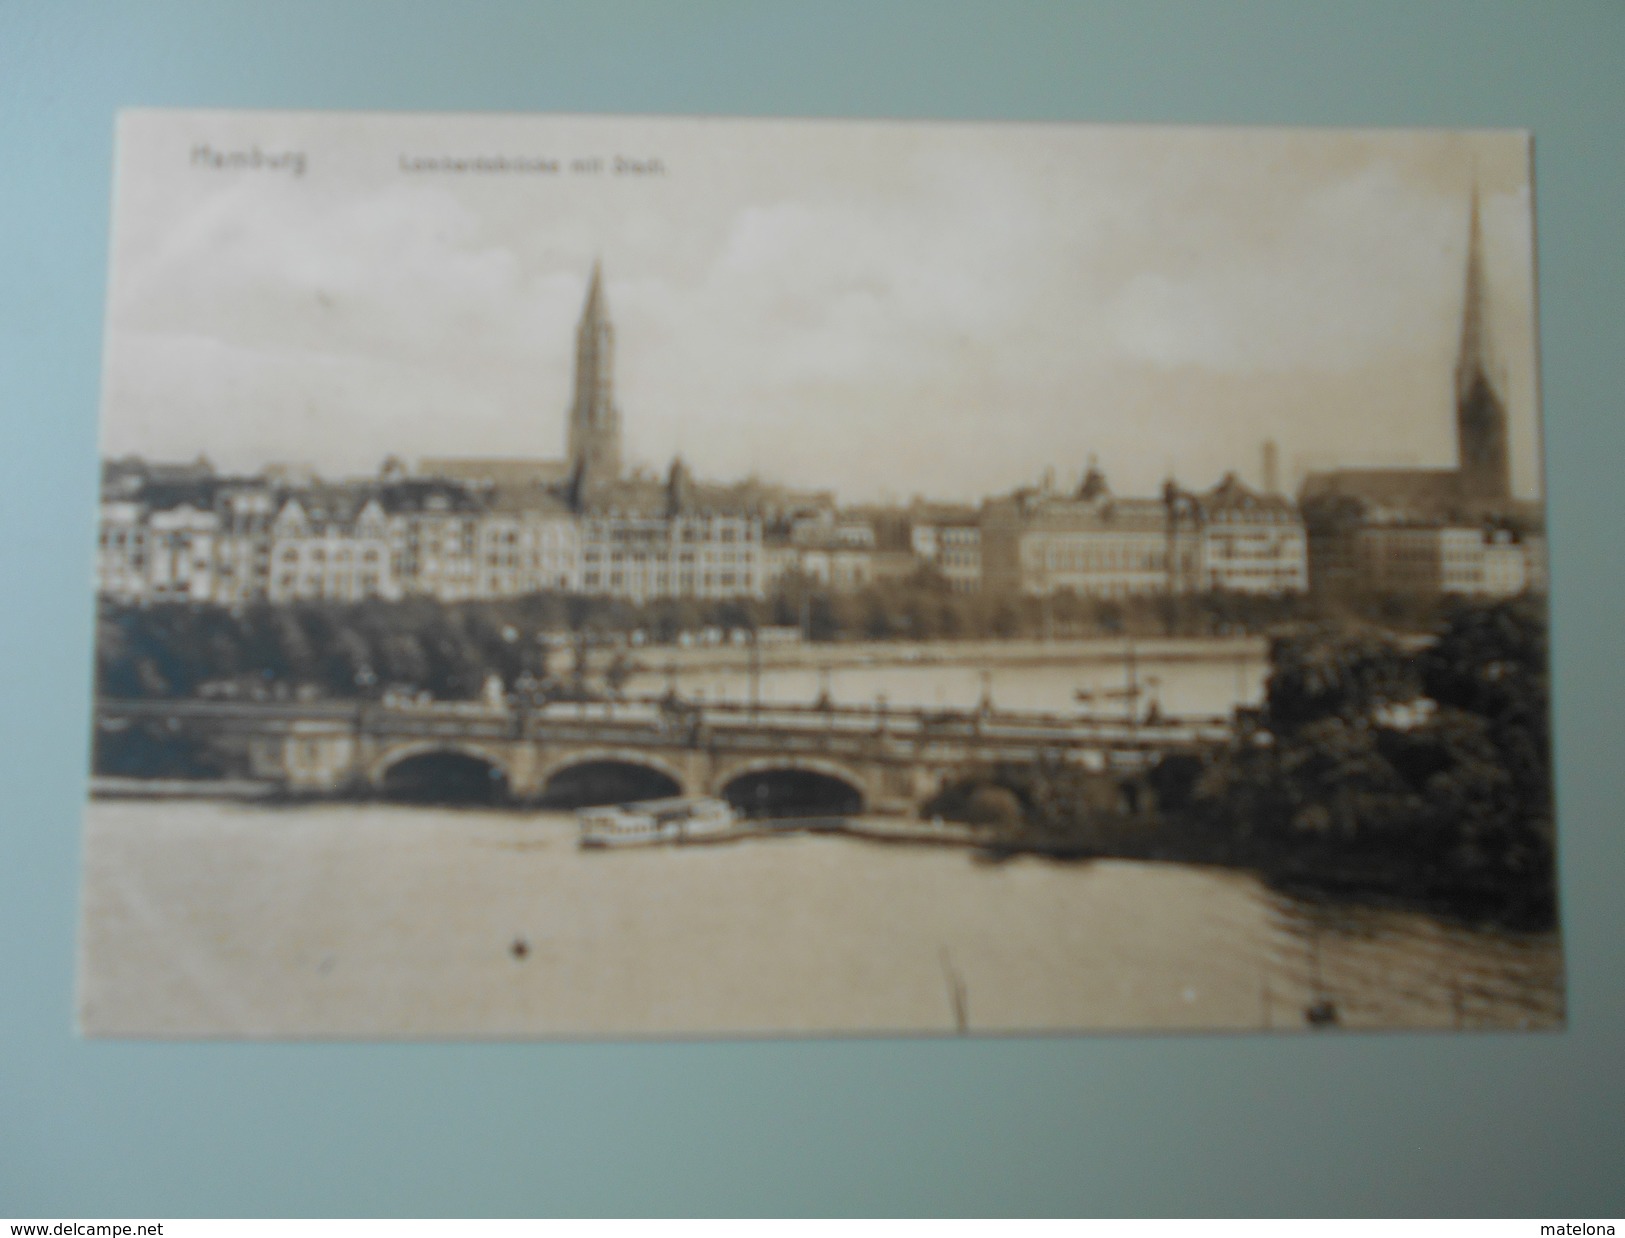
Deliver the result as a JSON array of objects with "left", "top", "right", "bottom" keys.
[
  {"left": 1455, "top": 188, "right": 1511, "bottom": 505},
  {"left": 566, "top": 261, "right": 623, "bottom": 494}
]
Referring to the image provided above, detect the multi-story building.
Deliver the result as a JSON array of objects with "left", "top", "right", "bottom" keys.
[
  {"left": 787, "top": 544, "right": 876, "bottom": 592},
  {"left": 381, "top": 481, "right": 487, "bottom": 603},
  {"left": 386, "top": 479, "right": 579, "bottom": 602},
  {"left": 1197, "top": 473, "right": 1308, "bottom": 594},
  {"left": 763, "top": 507, "right": 919, "bottom": 594},
  {"left": 578, "top": 492, "right": 762, "bottom": 603},
  {"left": 475, "top": 489, "right": 580, "bottom": 597},
  {"left": 761, "top": 536, "right": 801, "bottom": 594},
  {"left": 789, "top": 510, "right": 874, "bottom": 551},
  {"left": 95, "top": 463, "right": 774, "bottom": 608},
  {"left": 97, "top": 499, "right": 151, "bottom": 602},
  {"left": 212, "top": 483, "right": 277, "bottom": 604},
  {"left": 981, "top": 466, "right": 1203, "bottom": 599},
  {"left": 1354, "top": 523, "right": 1540, "bottom": 599},
  {"left": 908, "top": 503, "right": 982, "bottom": 593},
  {"left": 98, "top": 473, "right": 276, "bottom": 605},
  {"left": 145, "top": 503, "right": 222, "bottom": 603},
  {"left": 1522, "top": 533, "right": 1548, "bottom": 592},
  {"left": 267, "top": 489, "right": 400, "bottom": 603}
]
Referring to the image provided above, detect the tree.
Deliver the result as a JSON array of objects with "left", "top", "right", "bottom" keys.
[
  {"left": 1189, "top": 599, "right": 1557, "bottom": 928},
  {"left": 961, "top": 785, "right": 1025, "bottom": 830},
  {"left": 1264, "top": 629, "right": 1419, "bottom": 736}
]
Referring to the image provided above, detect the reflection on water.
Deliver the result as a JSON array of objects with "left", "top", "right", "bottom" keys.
[
  {"left": 1261, "top": 895, "right": 1564, "bottom": 1031},
  {"left": 78, "top": 800, "right": 1563, "bottom": 1037}
]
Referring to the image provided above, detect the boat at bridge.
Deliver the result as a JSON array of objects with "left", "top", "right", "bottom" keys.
[{"left": 577, "top": 795, "right": 739, "bottom": 848}]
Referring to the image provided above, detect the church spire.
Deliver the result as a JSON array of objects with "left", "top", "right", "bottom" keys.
[
  {"left": 1455, "top": 184, "right": 1495, "bottom": 405},
  {"left": 582, "top": 258, "right": 607, "bottom": 326},
  {"left": 567, "top": 259, "right": 622, "bottom": 503},
  {"left": 1453, "top": 184, "right": 1511, "bottom": 504}
]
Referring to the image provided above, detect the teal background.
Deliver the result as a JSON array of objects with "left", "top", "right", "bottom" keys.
[{"left": 2, "top": 1, "right": 1621, "bottom": 1217}]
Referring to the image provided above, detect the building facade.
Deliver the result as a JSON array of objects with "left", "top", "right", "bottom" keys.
[
  {"left": 908, "top": 503, "right": 983, "bottom": 593},
  {"left": 267, "top": 491, "right": 400, "bottom": 604},
  {"left": 1354, "top": 523, "right": 1540, "bottom": 598},
  {"left": 578, "top": 495, "right": 762, "bottom": 603},
  {"left": 981, "top": 467, "right": 1207, "bottom": 599},
  {"left": 1197, "top": 473, "right": 1308, "bottom": 594}
]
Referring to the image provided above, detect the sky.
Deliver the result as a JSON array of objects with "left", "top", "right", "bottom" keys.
[{"left": 100, "top": 111, "right": 1542, "bottom": 503}]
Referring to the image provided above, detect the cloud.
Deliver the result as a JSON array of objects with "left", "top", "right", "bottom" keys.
[
  {"left": 1106, "top": 163, "right": 1466, "bottom": 373},
  {"left": 99, "top": 115, "right": 1540, "bottom": 500},
  {"left": 114, "top": 178, "right": 577, "bottom": 372}
]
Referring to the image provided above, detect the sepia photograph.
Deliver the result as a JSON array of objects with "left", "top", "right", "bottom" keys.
[{"left": 80, "top": 109, "right": 1560, "bottom": 1037}]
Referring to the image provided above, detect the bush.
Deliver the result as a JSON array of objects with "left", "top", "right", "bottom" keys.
[
  {"left": 960, "top": 785, "right": 1025, "bottom": 830},
  {"left": 1189, "top": 597, "right": 1556, "bottom": 928}
]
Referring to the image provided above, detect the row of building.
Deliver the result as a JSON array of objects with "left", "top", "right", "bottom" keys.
[
  {"left": 98, "top": 205, "right": 1547, "bottom": 612},
  {"left": 96, "top": 452, "right": 1543, "bottom": 607}
]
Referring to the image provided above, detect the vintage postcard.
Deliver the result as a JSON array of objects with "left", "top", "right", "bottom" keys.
[{"left": 81, "top": 110, "right": 1560, "bottom": 1037}]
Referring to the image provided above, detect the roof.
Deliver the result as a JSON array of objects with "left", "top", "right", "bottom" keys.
[
  {"left": 574, "top": 472, "right": 763, "bottom": 518},
  {"left": 417, "top": 457, "right": 573, "bottom": 487},
  {"left": 1200, "top": 472, "right": 1298, "bottom": 518},
  {"left": 1298, "top": 467, "right": 1465, "bottom": 520},
  {"left": 484, "top": 486, "right": 574, "bottom": 517},
  {"left": 376, "top": 479, "right": 485, "bottom": 516},
  {"left": 276, "top": 485, "right": 387, "bottom": 528},
  {"left": 908, "top": 501, "right": 980, "bottom": 527},
  {"left": 986, "top": 492, "right": 1175, "bottom": 535}
]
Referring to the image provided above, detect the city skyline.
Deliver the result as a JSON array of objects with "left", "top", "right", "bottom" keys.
[
  {"left": 83, "top": 111, "right": 1561, "bottom": 1042},
  {"left": 101, "top": 112, "right": 1541, "bottom": 504}
]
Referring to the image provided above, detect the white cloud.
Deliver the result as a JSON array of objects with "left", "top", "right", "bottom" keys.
[
  {"left": 1107, "top": 163, "right": 1464, "bottom": 373},
  {"left": 100, "top": 114, "right": 1541, "bottom": 500}
]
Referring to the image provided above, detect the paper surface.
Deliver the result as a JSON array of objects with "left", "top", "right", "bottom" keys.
[{"left": 81, "top": 111, "right": 1560, "bottom": 1037}]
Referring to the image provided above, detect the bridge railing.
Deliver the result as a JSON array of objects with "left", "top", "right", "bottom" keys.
[{"left": 96, "top": 693, "right": 1237, "bottom": 753}]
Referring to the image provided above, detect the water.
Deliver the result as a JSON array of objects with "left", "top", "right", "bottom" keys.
[
  {"left": 78, "top": 644, "right": 1563, "bottom": 1037},
  {"left": 625, "top": 640, "right": 1267, "bottom": 719},
  {"left": 78, "top": 798, "right": 1563, "bottom": 1038}
]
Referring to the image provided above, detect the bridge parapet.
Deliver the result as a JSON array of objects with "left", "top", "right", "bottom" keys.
[{"left": 99, "top": 695, "right": 1236, "bottom": 808}]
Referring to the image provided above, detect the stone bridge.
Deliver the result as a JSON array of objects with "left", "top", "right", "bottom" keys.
[{"left": 97, "top": 696, "right": 1235, "bottom": 816}]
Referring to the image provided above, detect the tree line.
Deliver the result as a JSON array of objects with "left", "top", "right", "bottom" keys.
[
  {"left": 929, "top": 596, "right": 1557, "bottom": 931},
  {"left": 95, "top": 572, "right": 1457, "bottom": 703}
]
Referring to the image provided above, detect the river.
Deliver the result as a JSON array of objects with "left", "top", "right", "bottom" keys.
[
  {"left": 78, "top": 799, "right": 1563, "bottom": 1038},
  {"left": 622, "top": 637, "right": 1268, "bottom": 718},
  {"left": 77, "top": 641, "right": 1563, "bottom": 1037}
]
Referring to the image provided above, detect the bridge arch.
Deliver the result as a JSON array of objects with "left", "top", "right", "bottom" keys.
[
  {"left": 534, "top": 748, "right": 689, "bottom": 808},
  {"left": 713, "top": 756, "right": 868, "bottom": 819},
  {"left": 371, "top": 741, "right": 514, "bottom": 806}
]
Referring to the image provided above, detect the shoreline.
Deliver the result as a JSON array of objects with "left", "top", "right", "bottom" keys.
[
  {"left": 81, "top": 782, "right": 1552, "bottom": 935},
  {"left": 90, "top": 776, "right": 280, "bottom": 801},
  {"left": 615, "top": 634, "right": 1268, "bottom": 675}
]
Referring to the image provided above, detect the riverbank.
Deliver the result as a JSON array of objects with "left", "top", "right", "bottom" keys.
[
  {"left": 77, "top": 798, "right": 1564, "bottom": 1036},
  {"left": 612, "top": 634, "right": 1267, "bottom": 675},
  {"left": 962, "top": 813, "right": 1561, "bottom": 935},
  {"left": 90, "top": 775, "right": 279, "bottom": 801}
]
